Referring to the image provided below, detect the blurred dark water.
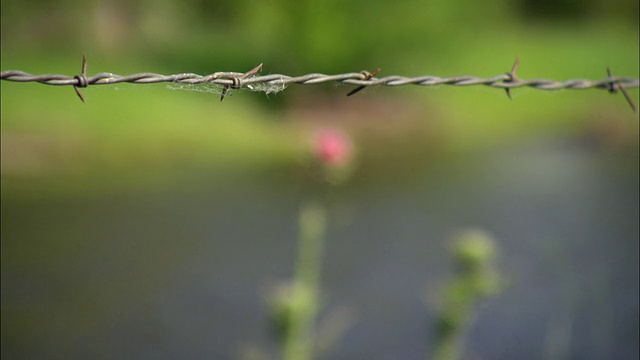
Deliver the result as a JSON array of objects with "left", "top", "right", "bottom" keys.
[{"left": 2, "top": 139, "right": 638, "bottom": 360}]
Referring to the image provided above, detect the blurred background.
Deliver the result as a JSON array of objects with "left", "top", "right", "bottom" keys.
[{"left": 1, "top": 0, "right": 638, "bottom": 359}]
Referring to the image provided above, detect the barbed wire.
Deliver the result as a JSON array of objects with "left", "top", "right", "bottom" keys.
[{"left": 1, "top": 55, "right": 638, "bottom": 111}]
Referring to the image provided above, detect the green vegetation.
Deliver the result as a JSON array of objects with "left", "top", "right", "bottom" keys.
[
  {"left": 1, "top": 3, "right": 637, "bottom": 358},
  {"left": 432, "top": 230, "right": 502, "bottom": 360},
  {"left": 2, "top": 1, "right": 637, "bottom": 198}
]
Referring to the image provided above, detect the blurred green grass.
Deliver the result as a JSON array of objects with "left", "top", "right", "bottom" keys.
[
  {"left": 1, "top": 1, "right": 638, "bottom": 199},
  {"left": 1, "top": 74, "right": 301, "bottom": 198}
]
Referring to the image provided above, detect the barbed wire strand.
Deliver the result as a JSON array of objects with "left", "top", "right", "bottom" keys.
[{"left": 1, "top": 55, "right": 638, "bottom": 112}]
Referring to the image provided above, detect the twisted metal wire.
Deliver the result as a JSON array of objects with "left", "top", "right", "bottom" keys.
[
  {"left": 1, "top": 55, "right": 638, "bottom": 110},
  {"left": 3, "top": 69, "right": 638, "bottom": 89}
]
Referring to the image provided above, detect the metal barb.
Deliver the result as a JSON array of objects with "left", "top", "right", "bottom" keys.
[
  {"left": 347, "top": 68, "right": 381, "bottom": 96},
  {"left": 607, "top": 66, "right": 636, "bottom": 113},
  {"left": 73, "top": 53, "right": 88, "bottom": 103},
  {"left": 505, "top": 56, "right": 520, "bottom": 100},
  {"left": 220, "top": 63, "right": 263, "bottom": 102}
]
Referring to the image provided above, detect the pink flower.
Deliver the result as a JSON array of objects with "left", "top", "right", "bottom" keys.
[{"left": 315, "top": 128, "right": 352, "bottom": 167}]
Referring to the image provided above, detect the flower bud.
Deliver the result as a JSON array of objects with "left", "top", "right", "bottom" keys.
[{"left": 315, "top": 128, "right": 352, "bottom": 167}]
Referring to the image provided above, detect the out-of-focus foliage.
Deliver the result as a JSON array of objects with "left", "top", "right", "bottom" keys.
[
  {"left": 1, "top": 3, "right": 638, "bottom": 359},
  {"left": 1, "top": 0, "right": 638, "bottom": 197}
]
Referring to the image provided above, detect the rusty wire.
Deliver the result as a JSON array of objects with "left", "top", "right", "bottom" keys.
[{"left": 1, "top": 55, "right": 638, "bottom": 111}]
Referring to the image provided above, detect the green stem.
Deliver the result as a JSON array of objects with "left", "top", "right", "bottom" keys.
[
  {"left": 432, "top": 230, "right": 501, "bottom": 360},
  {"left": 283, "top": 202, "right": 327, "bottom": 360}
]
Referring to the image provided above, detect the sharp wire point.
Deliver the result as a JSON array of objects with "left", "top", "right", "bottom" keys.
[
  {"left": 347, "top": 68, "right": 381, "bottom": 96},
  {"left": 220, "top": 63, "right": 263, "bottom": 102},
  {"left": 73, "top": 53, "right": 88, "bottom": 103},
  {"left": 220, "top": 86, "right": 228, "bottom": 102},
  {"left": 505, "top": 56, "right": 520, "bottom": 100},
  {"left": 511, "top": 56, "right": 520, "bottom": 74},
  {"left": 244, "top": 63, "right": 263, "bottom": 78},
  {"left": 81, "top": 53, "right": 87, "bottom": 75},
  {"left": 606, "top": 66, "right": 637, "bottom": 113},
  {"left": 74, "top": 86, "right": 86, "bottom": 103},
  {"left": 619, "top": 83, "right": 637, "bottom": 113}
]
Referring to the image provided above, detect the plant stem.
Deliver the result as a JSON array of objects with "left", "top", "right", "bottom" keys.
[{"left": 283, "top": 202, "right": 327, "bottom": 360}]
